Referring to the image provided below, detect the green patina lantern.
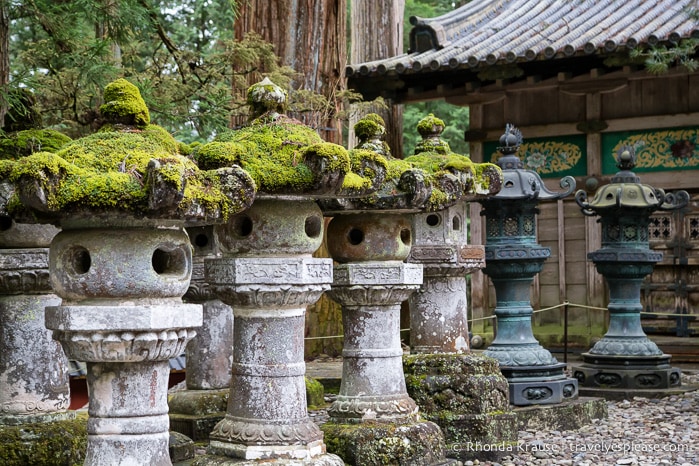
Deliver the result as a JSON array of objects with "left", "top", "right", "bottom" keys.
[
  {"left": 478, "top": 124, "right": 578, "bottom": 406},
  {"left": 574, "top": 145, "right": 688, "bottom": 391}
]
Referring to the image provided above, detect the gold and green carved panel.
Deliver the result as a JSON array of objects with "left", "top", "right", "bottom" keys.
[
  {"left": 485, "top": 134, "right": 586, "bottom": 178},
  {"left": 601, "top": 127, "right": 699, "bottom": 174}
]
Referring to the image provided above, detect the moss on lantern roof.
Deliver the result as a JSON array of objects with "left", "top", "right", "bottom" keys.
[
  {"left": 194, "top": 113, "right": 385, "bottom": 196},
  {"left": 322, "top": 112, "right": 502, "bottom": 213},
  {"left": 99, "top": 78, "right": 150, "bottom": 128},
  {"left": 0, "top": 129, "right": 72, "bottom": 159},
  {"left": 5, "top": 80, "right": 255, "bottom": 224},
  {"left": 416, "top": 113, "right": 445, "bottom": 135},
  {"left": 354, "top": 113, "right": 386, "bottom": 141}
]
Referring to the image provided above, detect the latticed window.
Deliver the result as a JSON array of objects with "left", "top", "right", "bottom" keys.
[
  {"left": 607, "top": 224, "right": 620, "bottom": 241},
  {"left": 688, "top": 215, "right": 699, "bottom": 242},
  {"left": 504, "top": 216, "right": 519, "bottom": 236},
  {"left": 487, "top": 217, "right": 500, "bottom": 237},
  {"left": 522, "top": 215, "right": 535, "bottom": 236},
  {"left": 649, "top": 215, "right": 672, "bottom": 241}
]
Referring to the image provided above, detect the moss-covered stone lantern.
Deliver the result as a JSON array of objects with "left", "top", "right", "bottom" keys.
[
  {"left": 574, "top": 146, "right": 688, "bottom": 392},
  {"left": 478, "top": 124, "right": 578, "bottom": 406},
  {"left": 401, "top": 114, "right": 516, "bottom": 462},
  {"left": 0, "top": 93, "right": 82, "bottom": 463},
  {"left": 191, "top": 78, "right": 386, "bottom": 466},
  {"left": 319, "top": 113, "right": 502, "bottom": 465},
  {"left": 2, "top": 78, "right": 256, "bottom": 466}
]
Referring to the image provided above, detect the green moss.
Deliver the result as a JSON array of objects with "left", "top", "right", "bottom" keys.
[
  {"left": 322, "top": 420, "right": 447, "bottom": 466},
  {"left": 178, "top": 141, "right": 194, "bottom": 156},
  {"left": 302, "top": 143, "right": 350, "bottom": 172},
  {"left": 416, "top": 113, "right": 445, "bottom": 135},
  {"left": 196, "top": 121, "right": 350, "bottom": 193},
  {"left": 305, "top": 377, "right": 325, "bottom": 409},
  {"left": 353, "top": 113, "right": 385, "bottom": 141},
  {"left": 0, "top": 414, "right": 87, "bottom": 465},
  {"left": 0, "top": 129, "right": 71, "bottom": 159},
  {"left": 7, "top": 122, "right": 252, "bottom": 220},
  {"left": 404, "top": 153, "right": 475, "bottom": 173},
  {"left": 384, "top": 157, "right": 414, "bottom": 181},
  {"left": 99, "top": 78, "right": 150, "bottom": 128}
]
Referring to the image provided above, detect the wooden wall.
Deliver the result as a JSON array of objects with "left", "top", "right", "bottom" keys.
[{"left": 466, "top": 68, "right": 699, "bottom": 348}]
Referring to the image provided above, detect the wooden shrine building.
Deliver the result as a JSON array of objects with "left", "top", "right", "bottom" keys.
[{"left": 346, "top": 0, "right": 699, "bottom": 352}]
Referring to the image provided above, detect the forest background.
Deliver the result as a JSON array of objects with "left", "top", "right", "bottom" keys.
[{"left": 0, "top": 0, "right": 470, "bottom": 157}]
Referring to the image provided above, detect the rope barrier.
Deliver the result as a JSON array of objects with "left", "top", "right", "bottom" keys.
[{"left": 304, "top": 300, "right": 696, "bottom": 341}]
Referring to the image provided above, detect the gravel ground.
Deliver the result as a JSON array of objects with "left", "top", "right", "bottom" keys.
[{"left": 310, "top": 372, "right": 699, "bottom": 466}]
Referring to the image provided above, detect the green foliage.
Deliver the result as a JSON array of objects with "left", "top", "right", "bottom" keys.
[
  {"left": 629, "top": 39, "right": 699, "bottom": 75},
  {"left": 403, "top": 102, "right": 470, "bottom": 156},
  {"left": 5, "top": 0, "right": 297, "bottom": 142}
]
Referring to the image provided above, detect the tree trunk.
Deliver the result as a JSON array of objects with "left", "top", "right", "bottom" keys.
[
  {"left": 235, "top": 2, "right": 348, "bottom": 359},
  {"left": 0, "top": 0, "right": 10, "bottom": 128},
  {"left": 234, "top": 0, "right": 346, "bottom": 144},
  {"left": 349, "top": 0, "right": 405, "bottom": 157}
]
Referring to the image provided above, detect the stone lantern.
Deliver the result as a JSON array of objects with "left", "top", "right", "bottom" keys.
[
  {"left": 191, "top": 78, "right": 384, "bottom": 465},
  {"left": 0, "top": 214, "right": 88, "bottom": 462},
  {"left": 478, "top": 124, "right": 578, "bottom": 406},
  {"left": 319, "top": 113, "right": 502, "bottom": 465},
  {"left": 169, "top": 225, "right": 234, "bottom": 441},
  {"left": 6, "top": 78, "right": 256, "bottom": 465},
  {"left": 399, "top": 115, "right": 516, "bottom": 461},
  {"left": 0, "top": 95, "right": 86, "bottom": 463},
  {"left": 574, "top": 146, "right": 688, "bottom": 392}
]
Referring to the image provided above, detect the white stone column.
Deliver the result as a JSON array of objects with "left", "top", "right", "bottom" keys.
[
  {"left": 45, "top": 222, "right": 202, "bottom": 466},
  {"left": 169, "top": 225, "right": 234, "bottom": 441},
  {"left": 198, "top": 198, "right": 343, "bottom": 465},
  {"left": 408, "top": 202, "right": 484, "bottom": 354},
  {"left": 322, "top": 212, "right": 453, "bottom": 466},
  {"left": 328, "top": 261, "right": 423, "bottom": 421},
  {"left": 0, "top": 221, "right": 70, "bottom": 422}
]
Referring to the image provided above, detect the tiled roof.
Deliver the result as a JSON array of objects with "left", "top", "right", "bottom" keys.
[{"left": 346, "top": 0, "right": 699, "bottom": 79}]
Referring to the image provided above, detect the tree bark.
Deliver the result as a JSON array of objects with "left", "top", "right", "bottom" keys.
[
  {"left": 0, "top": 0, "right": 9, "bottom": 128},
  {"left": 234, "top": 0, "right": 346, "bottom": 144},
  {"left": 234, "top": 2, "right": 348, "bottom": 358},
  {"left": 349, "top": 0, "right": 405, "bottom": 157}
]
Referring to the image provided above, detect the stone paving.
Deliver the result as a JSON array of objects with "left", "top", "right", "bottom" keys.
[{"left": 304, "top": 366, "right": 698, "bottom": 466}]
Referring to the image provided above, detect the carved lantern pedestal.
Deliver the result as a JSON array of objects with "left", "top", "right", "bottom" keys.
[
  {"left": 574, "top": 147, "right": 688, "bottom": 394},
  {"left": 321, "top": 212, "right": 455, "bottom": 466},
  {"left": 195, "top": 198, "right": 342, "bottom": 465},
  {"left": 404, "top": 203, "right": 517, "bottom": 461},
  {"left": 169, "top": 226, "right": 234, "bottom": 441},
  {"left": 0, "top": 219, "right": 85, "bottom": 463},
  {"left": 478, "top": 126, "right": 578, "bottom": 406},
  {"left": 45, "top": 220, "right": 202, "bottom": 465}
]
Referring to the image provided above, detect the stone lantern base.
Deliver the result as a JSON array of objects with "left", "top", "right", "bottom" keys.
[
  {"left": 46, "top": 304, "right": 201, "bottom": 466},
  {"left": 403, "top": 353, "right": 517, "bottom": 463},
  {"left": 574, "top": 353, "right": 681, "bottom": 392},
  {"left": 0, "top": 414, "right": 88, "bottom": 465},
  {"left": 322, "top": 418, "right": 455, "bottom": 466},
  {"left": 169, "top": 389, "right": 229, "bottom": 441}
]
